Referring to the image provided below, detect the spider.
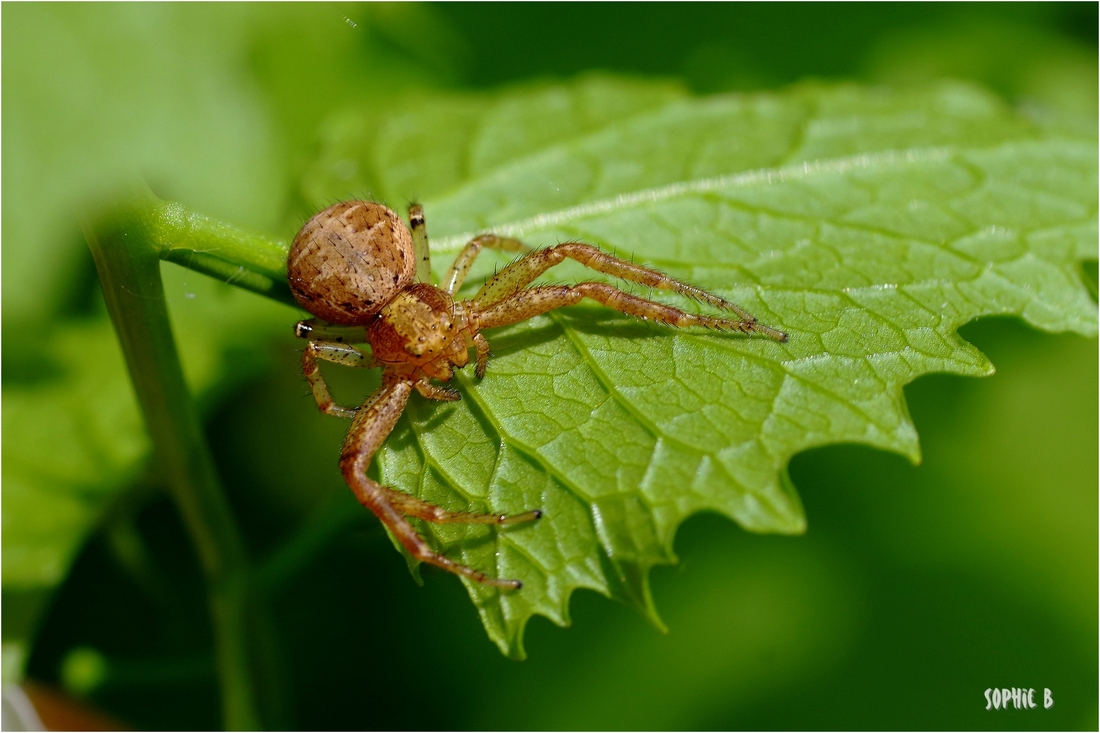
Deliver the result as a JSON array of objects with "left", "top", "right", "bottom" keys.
[{"left": 288, "top": 201, "right": 787, "bottom": 589}]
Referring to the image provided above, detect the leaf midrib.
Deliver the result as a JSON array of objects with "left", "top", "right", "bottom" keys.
[{"left": 431, "top": 146, "right": 970, "bottom": 250}]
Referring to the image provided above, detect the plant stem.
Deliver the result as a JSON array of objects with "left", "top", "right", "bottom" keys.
[{"left": 83, "top": 185, "right": 286, "bottom": 729}]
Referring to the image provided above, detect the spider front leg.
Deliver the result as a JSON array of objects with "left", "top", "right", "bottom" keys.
[
  {"left": 443, "top": 234, "right": 529, "bottom": 295},
  {"left": 409, "top": 204, "right": 529, "bottom": 293},
  {"left": 341, "top": 373, "right": 538, "bottom": 589},
  {"left": 471, "top": 242, "right": 786, "bottom": 340},
  {"left": 476, "top": 283, "right": 781, "bottom": 337}
]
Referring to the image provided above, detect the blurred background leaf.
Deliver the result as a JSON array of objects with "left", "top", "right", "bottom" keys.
[
  {"left": 3, "top": 2, "right": 1096, "bottom": 729},
  {"left": 2, "top": 1, "right": 446, "bottom": 685}
]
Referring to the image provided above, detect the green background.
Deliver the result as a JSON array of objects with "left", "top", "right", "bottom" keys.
[{"left": 3, "top": 3, "right": 1096, "bottom": 729}]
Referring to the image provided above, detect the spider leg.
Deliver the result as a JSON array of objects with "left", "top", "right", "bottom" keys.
[
  {"left": 409, "top": 203, "right": 432, "bottom": 284},
  {"left": 476, "top": 283, "right": 786, "bottom": 339},
  {"left": 471, "top": 242, "right": 784, "bottom": 339},
  {"left": 473, "top": 333, "right": 491, "bottom": 378},
  {"left": 294, "top": 318, "right": 367, "bottom": 343},
  {"left": 341, "top": 374, "right": 535, "bottom": 589},
  {"left": 414, "top": 379, "right": 461, "bottom": 402},
  {"left": 302, "top": 341, "right": 373, "bottom": 419},
  {"left": 443, "top": 234, "right": 529, "bottom": 295},
  {"left": 377, "top": 485, "right": 543, "bottom": 525}
]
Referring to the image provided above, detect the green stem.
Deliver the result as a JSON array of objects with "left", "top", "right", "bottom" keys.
[{"left": 83, "top": 185, "right": 288, "bottom": 729}]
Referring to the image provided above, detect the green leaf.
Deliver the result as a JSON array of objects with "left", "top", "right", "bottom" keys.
[{"left": 301, "top": 78, "right": 1096, "bottom": 657}]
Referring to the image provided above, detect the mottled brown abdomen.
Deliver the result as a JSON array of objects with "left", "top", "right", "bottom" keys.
[{"left": 287, "top": 201, "right": 416, "bottom": 324}]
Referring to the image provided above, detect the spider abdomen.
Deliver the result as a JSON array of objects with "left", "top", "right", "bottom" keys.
[{"left": 287, "top": 201, "right": 416, "bottom": 324}]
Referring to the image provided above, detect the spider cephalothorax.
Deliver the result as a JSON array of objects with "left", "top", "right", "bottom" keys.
[{"left": 289, "top": 200, "right": 786, "bottom": 589}]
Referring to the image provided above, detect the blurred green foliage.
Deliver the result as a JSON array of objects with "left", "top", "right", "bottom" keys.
[{"left": 2, "top": 2, "right": 1096, "bottom": 730}]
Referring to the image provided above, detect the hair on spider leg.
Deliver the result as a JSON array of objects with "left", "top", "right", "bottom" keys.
[
  {"left": 501, "top": 248, "right": 531, "bottom": 268},
  {"left": 298, "top": 386, "right": 320, "bottom": 403}
]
